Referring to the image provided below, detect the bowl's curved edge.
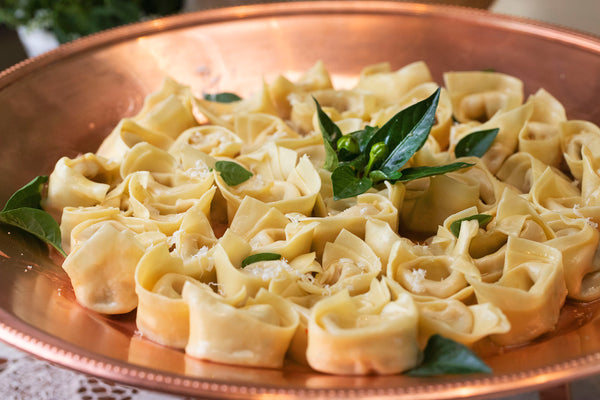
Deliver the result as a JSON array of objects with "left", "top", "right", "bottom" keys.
[
  {"left": 3, "top": 301, "right": 600, "bottom": 400},
  {"left": 1, "top": 1, "right": 600, "bottom": 90}
]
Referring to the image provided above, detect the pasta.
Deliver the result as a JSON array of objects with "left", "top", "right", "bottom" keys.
[{"left": 45, "top": 60, "right": 600, "bottom": 375}]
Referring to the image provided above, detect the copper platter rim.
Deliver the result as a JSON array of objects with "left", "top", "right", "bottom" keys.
[
  {"left": 2, "top": 1, "right": 600, "bottom": 88},
  {"left": 5, "top": 306, "right": 600, "bottom": 400},
  {"left": 2, "top": 2, "right": 600, "bottom": 399}
]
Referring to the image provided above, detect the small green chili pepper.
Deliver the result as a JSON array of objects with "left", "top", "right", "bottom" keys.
[
  {"left": 336, "top": 135, "right": 360, "bottom": 161},
  {"left": 365, "top": 141, "right": 389, "bottom": 176}
]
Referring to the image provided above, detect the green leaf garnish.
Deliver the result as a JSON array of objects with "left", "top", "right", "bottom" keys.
[
  {"left": 203, "top": 92, "right": 242, "bottom": 103},
  {"left": 322, "top": 138, "right": 339, "bottom": 172},
  {"left": 214, "top": 161, "right": 253, "bottom": 186},
  {"left": 331, "top": 165, "right": 373, "bottom": 200},
  {"left": 407, "top": 334, "right": 492, "bottom": 376},
  {"left": 368, "top": 169, "right": 391, "bottom": 184},
  {"left": 241, "top": 253, "right": 282, "bottom": 268},
  {"left": 454, "top": 128, "right": 499, "bottom": 158},
  {"left": 395, "top": 162, "right": 474, "bottom": 182},
  {"left": 378, "top": 89, "right": 441, "bottom": 176},
  {"left": 315, "top": 98, "right": 343, "bottom": 145},
  {"left": 315, "top": 89, "right": 447, "bottom": 200},
  {"left": 0, "top": 176, "right": 66, "bottom": 256},
  {"left": 364, "top": 142, "right": 389, "bottom": 176},
  {"left": 350, "top": 125, "right": 378, "bottom": 153},
  {"left": 449, "top": 214, "right": 493, "bottom": 238},
  {"left": 2, "top": 175, "right": 48, "bottom": 212},
  {"left": 336, "top": 135, "right": 360, "bottom": 161},
  {"left": 0, "top": 208, "right": 65, "bottom": 256},
  {"left": 315, "top": 98, "right": 343, "bottom": 172}
]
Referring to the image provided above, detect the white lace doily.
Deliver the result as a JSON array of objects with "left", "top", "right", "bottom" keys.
[{"left": 0, "top": 342, "right": 184, "bottom": 400}]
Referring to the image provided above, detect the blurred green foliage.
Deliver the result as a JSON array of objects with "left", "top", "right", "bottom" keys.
[{"left": 0, "top": 0, "right": 183, "bottom": 43}]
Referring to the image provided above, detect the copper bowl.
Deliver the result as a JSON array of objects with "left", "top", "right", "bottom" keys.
[{"left": 1, "top": 2, "right": 600, "bottom": 399}]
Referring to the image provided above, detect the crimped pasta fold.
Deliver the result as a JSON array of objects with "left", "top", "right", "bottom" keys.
[
  {"left": 44, "top": 153, "right": 120, "bottom": 219},
  {"left": 443, "top": 71, "right": 523, "bottom": 123},
  {"left": 305, "top": 191, "right": 399, "bottom": 257},
  {"left": 211, "top": 230, "right": 260, "bottom": 298},
  {"left": 183, "top": 283, "right": 299, "bottom": 368},
  {"left": 59, "top": 206, "right": 120, "bottom": 253},
  {"left": 98, "top": 77, "right": 197, "bottom": 160},
  {"left": 560, "top": 120, "right": 600, "bottom": 182},
  {"left": 386, "top": 236, "right": 471, "bottom": 301},
  {"left": 233, "top": 113, "right": 301, "bottom": 153},
  {"left": 192, "top": 82, "right": 277, "bottom": 129},
  {"left": 229, "top": 196, "right": 316, "bottom": 260},
  {"left": 466, "top": 237, "right": 566, "bottom": 346},
  {"left": 171, "top": 125, "right": 243, "bottom": 158},
  {"left": 102, "top": 168, "right": 215, "bottom": 235},
  {"left": 135, "top": 242, "right": 198, "bottom": 348},
  {"left": 356, "top": 61, "right": 433, "bottom": 107},
  {"left": 167, "top": 201, "right": 218, "bottom": 281},
  {"left": 416, "top": 299, "right": 510, "bottom": 346},
  {"left": 215, "top": 144, "right": 321, "bottom": 220},
  {"left": 306, "top": 286, "right": 420, "bottom": 375},
  {"left": 543, "top": 213, "right": 600, "bottom": 301},
  {"left": 62, "top": 218, "right": 147, "bottom": 314},
  {"left": 298, "top": 229, "right": 382, "bottom": 296},
  {"left": 518, "top": 89, "right": 566, "bottom": 167},
  {"left": 402, "top": 174, "right": 480, "bottom": 234},
  {"left": 471, "top": 102, "right": 533, "bottom": 174}
]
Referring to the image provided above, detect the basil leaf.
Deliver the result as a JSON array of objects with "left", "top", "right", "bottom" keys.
[
  {"left": 241, "top": 252, "right": 282, "bottom": 268},
  {"left": 455, "top": 128, "right": 499, "bottom": 158},
  {"left": 0, "top": 207, "right": 66, "bottom": 256},
  {"left": 339, "top": 152, "right": 368, "bottom": 171},
  {"left": 408, "top": 335, "right": 492, "bottom": 376},
  {"left": 350, "top": 125, "right": 379, "bottom": 153},
  {"left": 203, "top": 92, "right": 242, "bottom": 103},
  {"left": 450, "top": 214, "right": 493, "bottom": 238},
  {"left": 314, "top": 97, "right": 342, "bottom": 145},
  {"left": 2, "top": 175, "right": 48, "bottom": 212},
  {"left": 394, "top": 162, "right": 474, "bottom": 182},
  {"left": 315, "top": 98, "right": 344, "bottom": 171},
  {"left": 331, "top": 165, "right": 373, "bottom": 200},
  {"left": 379, "top": 89, "right": 441, "bottom": 175},
  {"left": 322, "top": 139, "right": 339, "bottom": 172},
  {"left": 214, "top": 161, "right": 253, "bottom": 186},
  {"left": 1, "top": 175, "right": 66, "bottom": 256},
  {"left": 368, "top": 169, "right": 391, "bottom": 183}
]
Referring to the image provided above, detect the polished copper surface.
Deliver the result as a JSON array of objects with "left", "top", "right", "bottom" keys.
[{"left": 1, "top": 2, "right": 600, "bottom": 399}]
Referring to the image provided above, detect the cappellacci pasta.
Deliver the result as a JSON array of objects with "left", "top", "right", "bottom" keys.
[{"left": 45, "top": 60, "right": 600, "bottom": 375}]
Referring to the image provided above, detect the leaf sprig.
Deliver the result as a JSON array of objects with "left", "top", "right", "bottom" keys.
[
  {"left": 241, "top": 253, "right": 282, "bottom": 268},
  {"left": 0, "top": 176, "right": 66, "bottom": 256},
  {"left": 316, "top": 89, "right": 476, "bottom": 200},
  {"left": 454, "top": 128, "right": 499, "bottom": 158},
  {"left": 203, "top": 92, "right": 242, "bottom": 103},
  {"left": 214, "top": 160, "right": 253, "bottom": 186},
  {"left": 450, "top": 214, "right": 493, "bottom": 238},
  {"left": 408, "top": 334, "right": 492, "bottom": 376}
]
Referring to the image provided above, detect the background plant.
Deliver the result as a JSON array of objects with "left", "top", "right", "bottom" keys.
[{"left": 0, "top": 0, "right": 182, "bottom": 43}]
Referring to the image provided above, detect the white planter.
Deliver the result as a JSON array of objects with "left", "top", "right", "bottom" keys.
[{"left": 17, "top": 26, "right": 60, "bottom": 58}]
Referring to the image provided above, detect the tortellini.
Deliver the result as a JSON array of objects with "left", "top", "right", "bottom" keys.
[
  {"left": 62, "top": 217, "right": 149, "bottom": 314},
  {"left": 183, "top": 283, "right": 298, "bottom": 368},
  {"left": 44, "top": 60, "right": 600, "bottom": 376},
  {"left": 306, "top": 287, "right": 420, "bottom": 375}
]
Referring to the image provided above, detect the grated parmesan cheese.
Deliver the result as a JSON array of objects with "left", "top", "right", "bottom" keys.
[{"left": 405, "top": 268, "right": 427, "bottom": 293}]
